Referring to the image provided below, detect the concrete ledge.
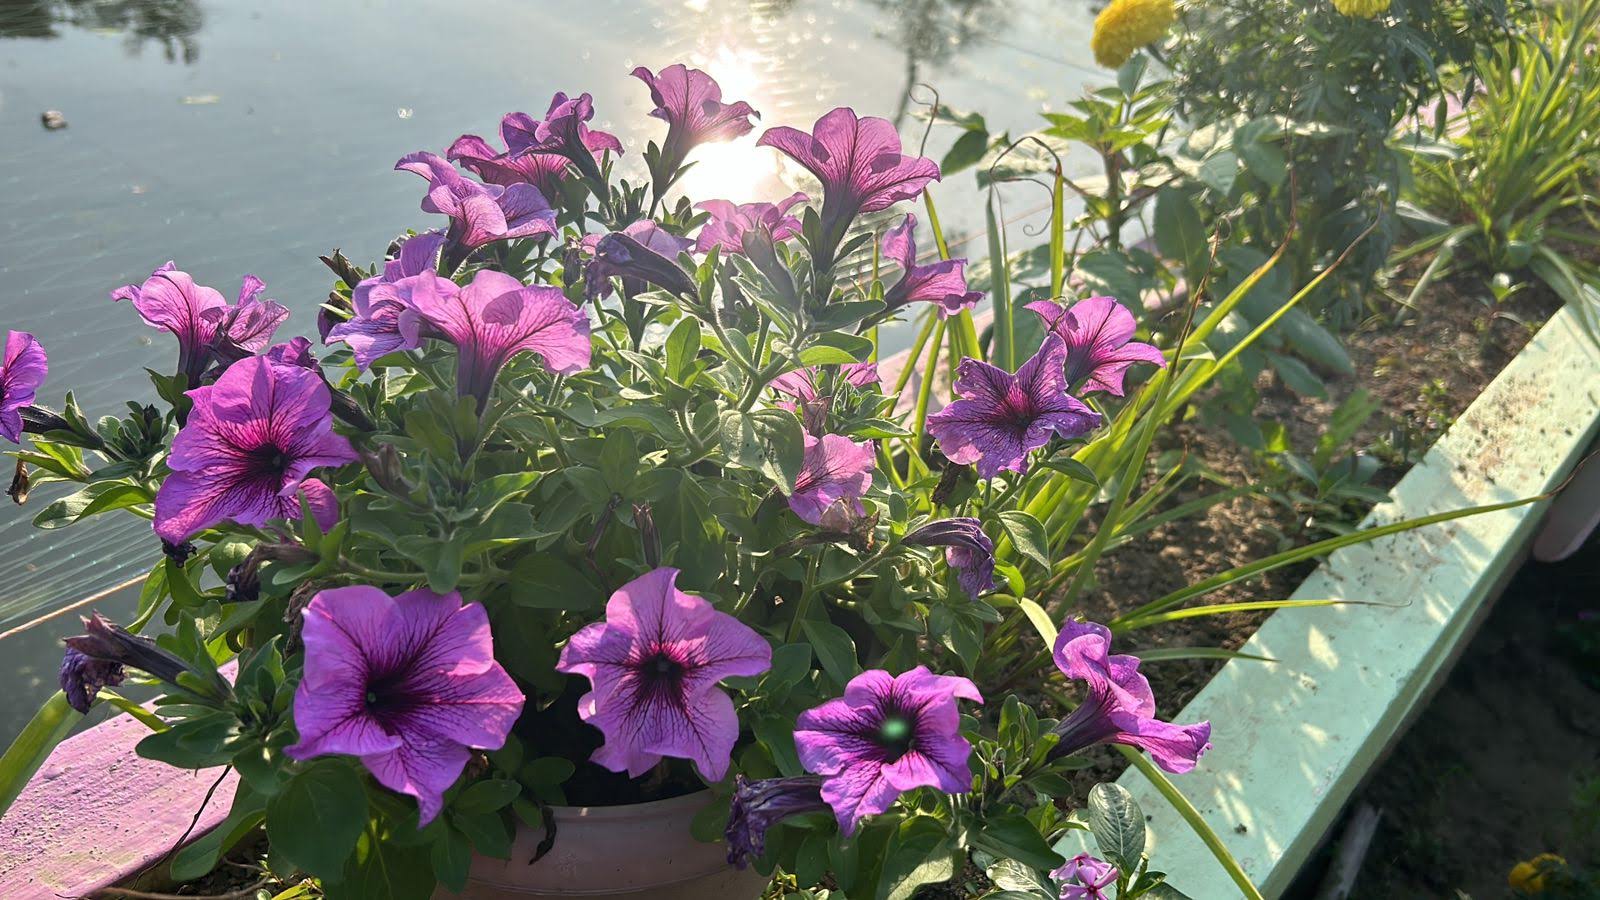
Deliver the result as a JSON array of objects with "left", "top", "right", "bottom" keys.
[{"left": 1069, "top": 303, "right": 1600, "bottom": 897}]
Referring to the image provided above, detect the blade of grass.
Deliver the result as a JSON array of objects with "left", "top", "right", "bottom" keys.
[
  {"left": 1111, "top": 493, "right": 1543, "bottom": 627},
  {"left": 1117, "top": 598, "right": 1356, "bottom": 630},
  {"left": 1132, "top": 646, "right": 1277, "bottom": 664},
  {"left": 987, "top": 193, "right": 1015, "bottom": 371},
  {"left": 0, "top": 692, "right": 76, "bottom": 819}
]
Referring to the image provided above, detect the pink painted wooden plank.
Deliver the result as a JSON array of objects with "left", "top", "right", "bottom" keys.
[{"left": 0, "top": 676, "right": 239, "bottom": 899}]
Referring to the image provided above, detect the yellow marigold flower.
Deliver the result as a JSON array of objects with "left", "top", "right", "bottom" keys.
[
  {"left": 1331, "top": 0, "right": 1391, "bottom": 18},
  {"left": 1509, "top": 853, "right": 1568, "bottom": 894},
  {"left": 1091, "top": 0, "right": 1176, "bottom": 69}
]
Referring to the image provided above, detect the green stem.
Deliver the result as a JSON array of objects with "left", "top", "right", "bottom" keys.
[
  {"left": 986, "top": 192, "right": 1014, "bottom": 371},
  {"left": 1117, "top": 747, "right": 1266, "bottom": 900},
  {"left": 785, "top": 552, "right": 823, "bottom": 643}
]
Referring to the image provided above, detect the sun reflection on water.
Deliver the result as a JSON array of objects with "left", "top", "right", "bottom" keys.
[{"left": 671, "top": 43, "right": 803, "bottom": 204}]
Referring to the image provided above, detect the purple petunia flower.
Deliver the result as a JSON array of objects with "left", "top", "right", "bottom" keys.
[
  {"left": 1048, "top": 620, "right": 1212, "bottom": 774},
  {"left": 60, "top": 613, "right": 225, "bottom": 714},
  {"left": 725, "top": 774, "right": 830, "bottom": 868},
  {"left": 503, "top": 92, "right": 624, "bottom": 187},
  {"left": 113, "top": 263, "right": 290, "bottom": 385},
  {"left": 769, "top": 362, "right": 880, "bottom": 402},
  {"left": 794, "top": 666, "right": 982, "bottom": 835},
  {"left": 757, "top": 107, "right": 940, "bottom": 254},
  {"left": 694, "top": 193, "right": 807, "bottom": 256},
  {"left": 0, "top": 331, "right": 47, "bottom": 444},
  {"left": 903, "top": 518, "right": 997, "bottom": 598},
  {"left": 770, "top": 362, "right": 879, "bottom": 435},
  {"left": 1052, "top": 853, "right": 1119, "bottom": 900},
  {"left": 152, "top": 356, "right": 358, "bottom": 544},
  {"left": 880, "top": 215, "right": 982, "bottom": 317},
  {"left": 406, "top": 269, "right": 591, "bottom": 411},
  {"left": 555, "top": 567, "right": 772, "bottom": 783},
  {"left": 325, "top": 232, "right": 448, "bottom": 370},
  {"left": 286, "top": 586, "right": 525, "bottom": 825},
  {"left": 789, "top": 432, "right": 875, "bottom": 526},
  {"left": 58, "top": 647, "right": 123, "bottom": 715},
  {"left": 1027, "top": 297, "right": 1166, "bottom": 397},
  {"left": 395, "top": 151, "right": 557, "bottom": 254},
  {"left": 449, "top": 120, "right": 571, "bottom": 201},
  {"left": 583, "top": 220, "right": 697, "bottom": 300},
  {"left": 925, "top": 335, "right": 1102, "bottom": 479},
  {"left": 265, "top": 336, "right": 316, "bottom": 370},
  {"left": 633, "top": 64, "right": 759, "bottom": 177}
]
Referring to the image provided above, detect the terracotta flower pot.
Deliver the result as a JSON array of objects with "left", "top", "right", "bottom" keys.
[{"left": 438, "top": 790, "right": 768, "bottom": 899}]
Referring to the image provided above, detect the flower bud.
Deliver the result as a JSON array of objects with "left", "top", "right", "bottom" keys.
[
  {"left": 633, "top": 503, "right": 660, "bottom": 568},
  {"left": 8, "top": 459, "right": 29, "bottom": 506}
]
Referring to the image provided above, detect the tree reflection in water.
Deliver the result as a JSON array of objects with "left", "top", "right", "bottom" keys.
[
  {"left": 0, "top": 0, "right": 202, "bottom": 63},
  {"left": 870, "top": 0, "right": 1014, "bottom": 125},
  {"left": 747, "top": 0, "right": 1014, "bottom": 127}
]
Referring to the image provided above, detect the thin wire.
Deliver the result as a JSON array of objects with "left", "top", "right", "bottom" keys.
[{"left": 0, "top": 573, "right": 145, "bottom": 642}]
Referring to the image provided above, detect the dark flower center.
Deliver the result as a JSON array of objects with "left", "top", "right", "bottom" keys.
[
  {"left": 362, "top": 670, "right": 417, "bottom": 730},
  {"left": 1000, "top": 389, "right": 1035, "bottom": 432},
  {"left": 876, "top": 714, "right": 916, "bottom": 761},
  {"left": 249, "top": 443, "right": 291, "bottom": 479},
  {"left": 636, "top": 650, "right": 687, "bottom": 703}
]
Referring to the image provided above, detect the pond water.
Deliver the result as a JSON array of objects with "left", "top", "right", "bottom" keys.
[{"left": 0, "top": 0, "right": 1103, "bottom": 741}]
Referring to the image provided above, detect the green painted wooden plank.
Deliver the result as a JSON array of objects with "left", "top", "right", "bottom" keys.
[{"left": 1060, "top": 304, "right": 1600, "bottom": 897}]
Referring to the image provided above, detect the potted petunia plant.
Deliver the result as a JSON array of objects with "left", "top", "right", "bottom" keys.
[{"left": 1, "top": 63, "right": 1212, "bottom": 900}]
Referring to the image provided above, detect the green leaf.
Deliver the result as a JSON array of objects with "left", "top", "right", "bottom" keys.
[
  {"left": 1237, "top": 139, "right": 1287, "bottom": 189},
  {"left": 765, "top": 642, "right": 813, "bottom": 689},
  {"left": 941, "top": 128, "right": 991, "bottom": 174},
  {"left": 398, "top": 533, "right": 464, "bottom": 594},
  {"left": 997, "top": 511, "right": 1051, "bottom": 568},
  {"left": 801, "top": 618, "right": 860, "bottom": 687},
  {"left": 338, "top": 825, "right": 436, "bottom": 900},
  {"left": 794, "top": 832, "right": 829, "bottom": 885},
  {"left": 1197, "top": 150, "right": 1239, "bottom": 195},
  {"left": 452, "top": 810, "right": 512, "bottom": 859},
  {"left": 135, "top": 714, "right": 236, "bottom": 769},
  {"left": 429, "top": 825, "right": 472, "bottom": 893},
  {"left": 877, "top": 816, "right": 961, "bottom": 900},
  {"left": 664, "top": 316, "right": 702, "bottom": 384},
  {"left": 812, "top": 300, "right": 886, "bottom": 331},
  {"left": 719, "top": 408, "right": 805, "bottom": 493},
  {"left": 986, "top": 858, "right": 1057, "bottom": 897},
  {"left": 507, "top": 554, "right": 604, "bottom": 610},
  {"left": 973, "top": 813, "right": 1064, "bottom": 871},
  {"left": 165, "top": 557, "right": 209, "bottom": 609},
  {"left": 1313, "top": 388, "right": 1380, "bottom": 470},
  {"left": 1017, "top": 597, "right": 1058, "bottom": 645},
  {"left": 1153, "top": 188, "right": 1208, "bottom": 277},
  {"left": 0, "top": 693, "right": 77, "bottom": 820},
  {"left": 454, "top": 778, "right": 522, "bottom": 814},
  {"left": 33, "top": 482, "right": 153, "bottom": 529},
  {"left": 1040, "top": 456, "right": 1099, "bottom": 486},
  {"left": 598, "top": 427, "right": 641, "bottom": 492},
  {"left": 1264, "top": 351, "right": 1327, "bottom": 399},
  {"left": 519, "top": 756, "right": 576, "bottom": 789},
  {"left": 267, "top": 761, "right": 369, "bottom": 877},
  {"left": 1087, "top": 782, "right": 1146, "bottom": 868}
]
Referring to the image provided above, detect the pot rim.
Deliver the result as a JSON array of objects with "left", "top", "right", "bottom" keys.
[{"left": 540, "top": 787, "right": 712, "bottom": 822}]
